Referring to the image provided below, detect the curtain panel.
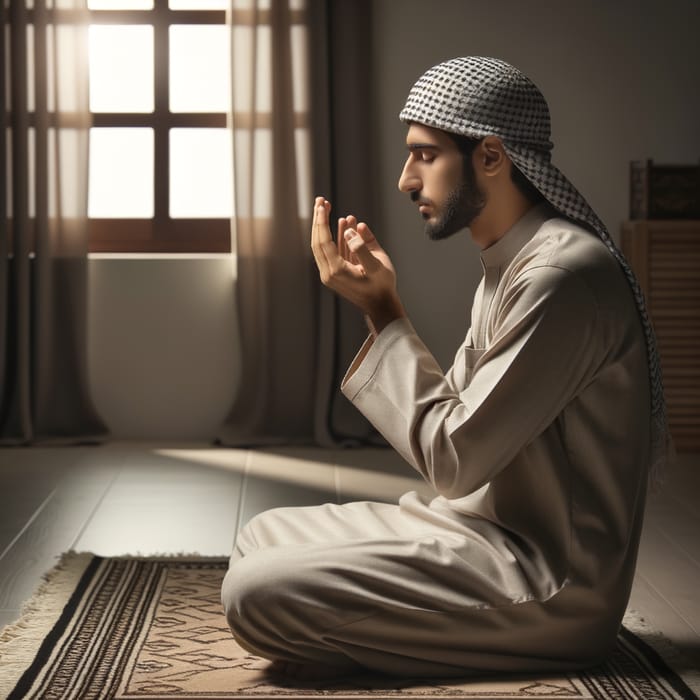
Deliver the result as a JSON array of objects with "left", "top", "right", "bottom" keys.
[
  {"left": 0, "top": 0, "right": 108, "bottom": 444},
  {"left": 308, "top": 0, "right": 380, "bottom": 445},
  {"left": 216, "top": 0, "right": 379, "bottom": 447}
]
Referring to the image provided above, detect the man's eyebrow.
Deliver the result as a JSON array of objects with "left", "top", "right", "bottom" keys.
[{"left": 406, "top": 143, "right": 441, "bottom": 152}]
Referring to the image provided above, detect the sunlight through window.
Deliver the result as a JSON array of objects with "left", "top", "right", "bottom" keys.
[
  {"left": 88, "top": 25, "right": 154, "bottom": 113},
  {"left": 89, "top": 128, "right": 154, "bottom": 218},
  {"left": 88, "top": 0, "right": 153, "bottom": 8},
  {"left": 170, "top": 129, "right": 233, "bottom": 218},
  {"left": 84, "top": 0, "right": 308, "bottom": 252},
  {"left": 169, "top": 26, "right": 230, "bottom": 113},
  {"left": 87, "top": 3, "right": 227, "bottom": 227}
]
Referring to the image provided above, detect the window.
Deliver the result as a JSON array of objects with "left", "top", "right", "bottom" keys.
[{"left": 88, "top": 0, "right": 232, "bottom": 253}]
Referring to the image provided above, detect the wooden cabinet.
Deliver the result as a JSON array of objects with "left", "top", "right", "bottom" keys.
[{"left": 621, "top": 220, "right": 700, "bottom": 451}]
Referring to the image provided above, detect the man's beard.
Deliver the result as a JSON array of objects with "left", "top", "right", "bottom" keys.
[{"left": 415, "top": 174, "right": 486, "bottom": 241}]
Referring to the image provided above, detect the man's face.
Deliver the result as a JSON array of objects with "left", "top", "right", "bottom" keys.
[{"left": 398, "top": 124, "right": 485, "bottom": 240}]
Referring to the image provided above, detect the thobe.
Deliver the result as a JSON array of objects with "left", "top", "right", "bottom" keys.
[{"left": 221, "top": 203, "right": 651, "bottom": 676}]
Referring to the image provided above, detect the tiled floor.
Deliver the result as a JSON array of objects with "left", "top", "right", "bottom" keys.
[{"left": 0, "top": 443, "right": 698, "bottom": 670}]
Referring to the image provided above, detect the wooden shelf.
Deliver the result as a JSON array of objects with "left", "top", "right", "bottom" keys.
[{"left": 621, "top": 220, "right": 700, "bottom": 452}]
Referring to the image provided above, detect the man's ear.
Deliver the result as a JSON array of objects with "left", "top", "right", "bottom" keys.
[{"left": 479, "top": 136, "right": 507, "bottom": 176}]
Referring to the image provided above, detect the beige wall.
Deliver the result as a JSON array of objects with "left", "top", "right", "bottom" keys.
[
  {"left": 88, "top": 257, "right": 239, "bottom": 440},
  {"left": 88, "top": 0, "right": 700, "bottom": 438}
]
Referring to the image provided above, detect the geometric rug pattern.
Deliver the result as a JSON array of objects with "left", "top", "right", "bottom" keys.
[{"left": 1, "top": 554, "right": 697, "bottom": 699}]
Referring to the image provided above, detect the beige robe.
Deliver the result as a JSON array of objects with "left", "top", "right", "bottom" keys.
[{"left": 221, "top": 204, "right": 651, "bottom": 676}]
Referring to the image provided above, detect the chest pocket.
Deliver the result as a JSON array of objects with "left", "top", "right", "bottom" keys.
[{"left": 463, "top": 346, "right": 486, "bottom": 386}]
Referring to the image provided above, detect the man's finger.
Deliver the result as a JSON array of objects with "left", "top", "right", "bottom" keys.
[
  {"left": 312, "top": 198, "right": 358, "bottom": 287},
  {"left": 310, "top": 197, "right": 321, "bottom": 261},
  {"left": 314, "top": 198, "right": 333, "bottom": 244},
  {"left": 310, "top": 196, "right": 321, "bottom": 246},
  {"left": 311, "top": 197, "right": 335, "bottom": 276},
  {"left": 344, "top": 228, "right": 381, "bottom": 273},
  {"left": 338, "top": 217, "right": 350, "bottom": 262}
]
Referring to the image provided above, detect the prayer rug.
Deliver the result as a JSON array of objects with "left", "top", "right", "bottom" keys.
[{"left": 1, "top": 553, "right": 698, "bottom": 699}]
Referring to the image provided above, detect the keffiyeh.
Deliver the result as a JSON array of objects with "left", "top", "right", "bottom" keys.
[{"left": 400, "top": 56, "right": 672, "bottom": 485}]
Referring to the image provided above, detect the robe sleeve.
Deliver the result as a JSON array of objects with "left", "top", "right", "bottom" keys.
[{"left": 341, "top": 266, "right": 601, "bottom": 499}]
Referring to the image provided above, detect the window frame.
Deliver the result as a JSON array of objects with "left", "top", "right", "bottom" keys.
[{"left": 88, "top": 6, "right": 230, "bottom": 254}]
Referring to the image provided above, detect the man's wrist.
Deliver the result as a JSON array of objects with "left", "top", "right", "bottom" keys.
[{"left": 367, "top": 299, "right": 406, "bottom": 336}]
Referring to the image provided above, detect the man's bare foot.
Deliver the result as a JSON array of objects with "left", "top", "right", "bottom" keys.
[{"left": 266, "top": 659, "right": 350, "bottom": 682}]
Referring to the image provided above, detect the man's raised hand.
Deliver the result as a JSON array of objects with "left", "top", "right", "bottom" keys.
[{"left": 311, "top": 196, "right": 405, "bottom": 334}]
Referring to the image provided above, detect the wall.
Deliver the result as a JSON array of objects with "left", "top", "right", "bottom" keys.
[
  {"left": 88, "top": 0, "right": 700, "bottom": 438},
  {"left": 88, "top": 256, "right": 239, "bottom": 440},
  {"left": 371, "top": 0, "right": 700, "bottom": 368}
]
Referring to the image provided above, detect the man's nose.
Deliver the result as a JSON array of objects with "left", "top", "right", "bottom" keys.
[{"left": 398, "top": 159, "right": 420, "bottom": 193}]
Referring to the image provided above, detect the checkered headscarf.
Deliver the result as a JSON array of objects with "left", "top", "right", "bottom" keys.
[{"left": 400, "top": 56, "right": 671, "bottom": 484}]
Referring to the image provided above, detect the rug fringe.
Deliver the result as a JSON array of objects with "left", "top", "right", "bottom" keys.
[
  {"left": 110, "top": 551, "right": 228, "bottom": 559},
  {"left": 624, "top": 608, "right": 700, "bottom": 696},
  {"left": 0, "top": 551, "right": 95, "bottom": 698}
]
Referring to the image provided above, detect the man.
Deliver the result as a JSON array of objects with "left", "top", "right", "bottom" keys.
[{"left": 221, "top": 56, "right": 670, "bottom": 680}]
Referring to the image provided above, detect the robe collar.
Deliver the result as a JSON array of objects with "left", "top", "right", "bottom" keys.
[{"left": 480, "top": 202, "right": 555, "bottom": 271}]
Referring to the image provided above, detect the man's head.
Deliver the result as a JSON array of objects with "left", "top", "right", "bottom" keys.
[
  {"left": 398, "top": 57, "right": 607, "bottom": 240},
  {"left": 397, "top": 57, "right": 555, "bottom": 242}
]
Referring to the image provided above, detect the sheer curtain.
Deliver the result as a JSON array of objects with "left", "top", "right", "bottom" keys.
[
  {"left": 216, "top": 0, "right": 317, "bottom": 445},
  {"left": 216, "top": 0, "right": 377, "bottom": 446},
  {"left": 0, "top": 1, "right": 108, "bottom": 443}
]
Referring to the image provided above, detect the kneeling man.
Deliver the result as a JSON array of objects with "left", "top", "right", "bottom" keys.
[{"left": 221, "top": 56, "right": 671, "bottom": 680}]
